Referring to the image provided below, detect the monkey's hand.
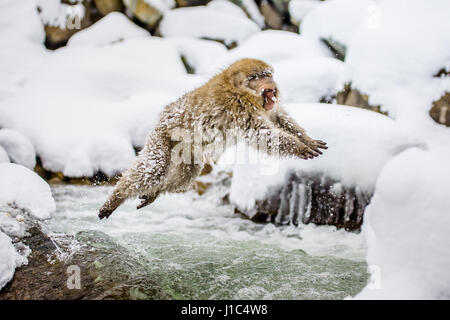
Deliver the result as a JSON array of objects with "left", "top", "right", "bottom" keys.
[{"left": 298, "top": 134, "right": 328, "bottom": 157}]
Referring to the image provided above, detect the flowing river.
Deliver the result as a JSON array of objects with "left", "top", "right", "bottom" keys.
[{"left": 42, "top": 185, "right": 368, "bottom": 300}]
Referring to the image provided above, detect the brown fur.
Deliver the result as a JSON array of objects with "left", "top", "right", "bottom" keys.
[{"left": 99, "top": 58, "right": 327, "bottom": 219}]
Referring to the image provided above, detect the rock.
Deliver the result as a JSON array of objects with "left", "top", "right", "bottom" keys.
[
  {"left": 0, "top": 227, "right": 171, "bottom": 299},
  {"left": 259, "top": 0, "right": 283, "bottom": 29},
  {"left": 244, "top": 172, "right": 371, "bottom": 231},
  {"left": 123, "top": 0, "right": 169, "bottom": 29},
  {"left": 39, "top": 0, "right": 93, "bottom": 49},
  {"left": 94, "top": 0, "right": 123, "bottom": 16},
  {"left": 321, "top": 37, "right": 346, "bottom": 61},
  {"left": 336, "top": 83, "right": 386, "bottom": 115},
  {"left": 175, "top": 0, "right": 210, "bottom": 6},
  {"left": 429, "top": 92, "right": 450, "bottom": 127}
]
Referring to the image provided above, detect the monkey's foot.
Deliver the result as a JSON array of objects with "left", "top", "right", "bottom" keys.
[
  {"left": 137, "top": 193, "right": 159, "bottom": 210},
  {"left": 99, "top": 207, "right": 113, "bottom": 220}
]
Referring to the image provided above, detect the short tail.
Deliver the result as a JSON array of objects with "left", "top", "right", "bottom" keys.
[{"left": 99, "top": 190, "right": 126, "bottom": 220}]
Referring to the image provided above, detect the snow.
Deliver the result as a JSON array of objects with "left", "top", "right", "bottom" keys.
[
  {"left": 215, "top": 30, "right": 332, "bottom": 68},
  {"left": 159, "top": 2, "right": 260, "bottom": 46},
  {"left": 0, "top": 0, "right": 46, "bottom": 101},
  {"left": 0, "top": 147, "right": 10, "bottom": 163},
  {"left": 165, "top": 37, "right": 228, "bottom": 75},
  {"left": 300, "top": 0, "right": 376, "bottom": 46},
  {"left": 239, "top": 0, "right": 265, "bottom": 28},
  {"left": 67, "top": 12, "right": 150, "bottom": 47},
  {"left": 356, "top": 146, "right": 450, "bottom": 299},
  {"left": 288, "top": 0, "right": 321, "bottom": 24},
  {"left": 0, "top": 36, "right": 205, "bottom": 177},
  {"left": 343, "top": 0, "right": 450, "bottom": 130},
  {"left": 273, "top": 57, "right": 344, "bottom": 103},
  {"left": 0, "top": 164, "right": 56, "bottom": 220},
  {"left": 222, "top": 103, "right": 423, "bottom": 214},
  {"left": 142, "top": 0, "right": 175, "bottom": 13},
  {"left": 0, "top": 231, "right": 27, "bottom": 290},
  {"left": 0, "top": 129, "right": 36, "bottom": 170}
]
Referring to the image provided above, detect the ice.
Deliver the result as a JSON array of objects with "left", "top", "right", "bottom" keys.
[
  {"left": 67, "top": 12, "right": 150, "bottom": 47},
  {"left": 0, "top": 163, "right": 56, "bottom": 220},
  {"left": 0, "top": 128, "right": 36, "bottom": 169}
]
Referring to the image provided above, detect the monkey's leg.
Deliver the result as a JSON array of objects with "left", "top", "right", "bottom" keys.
[{"left": 137, "top": 192, "right": 160, "bottom": 210}]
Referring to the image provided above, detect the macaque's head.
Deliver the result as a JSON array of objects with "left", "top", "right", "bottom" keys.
[{"left": 227, "top": 58, "right": 279, "bottom": 111}]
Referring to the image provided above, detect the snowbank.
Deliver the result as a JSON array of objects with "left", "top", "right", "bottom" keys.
[
  {"left": 67, "top": 12, "right": 150, "bottom": 47},
  {"left": 0, "top": 37, "right": 205, "bottom": 177},
  {"left": 289, "top": 0, "right": 321, "bottom": 24},
  {"left": 221, "top": 103, "right": 422, "bottom": 213},
  {"left": 159, "top": 1, "right": 260, "bottom": 46},
  {"left": 0, "top": 163, "right": 56, "bottom": 219},
  {"left": 216, "top": 30, "right": 332, "bottom": 68},
  {"left": 273, "top": 57, "right": 344, "bottom": 103},
  {"left": 0, "top": 231, "right": 27, "bottom": 290},
  {"left": 165, "top": 37, "right": 228, "bottom": 75},
  {"left": 0, "top": 147, "right": 10, "bottom": 163},
  {"left": 0, "top": 129, "right": 36, "bottom": 169},
  {"left": 343, "top": 0, "right": 450, "bottom": 129},
  {"left": 356, "top": 147, "right": 450, "bottom": 299},
  {"left": 300, "top": 0, "right": 376, "bottom": 46},
  {"left": 0, "top": 0, "right": 45, "bottom": 100}
]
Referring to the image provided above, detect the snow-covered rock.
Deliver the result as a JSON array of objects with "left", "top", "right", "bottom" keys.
[
  {"left": 0, "top": 163, "right": 56, "bottom": 220},
  {"left": 343, "top": 0, "right": 450, "bottom": 130},
  {"left": 356, "top": 146, "right": 450, "bottom": 299},
  {"left": 67, "top": 12, "right": 149, "bottom": 47},
  {"left": 165, "top": 37, "right": 228, "bottom": 75},
  {"left": 0, "top": 231, "right": 27, "bottom": 290},
  {"left": 159, "top": 1, "right": 260, "bottom": 46},
  {"left": 0, "top": 146, "right": 10, "bottom": 163},
  {"left": 289, "top": 0, "right": 321, "bottom": 24},
  {"left": 220, "top": 103, "right": 422, "bottom": 215},
  {"left": 300, "top": 0, "right": 376, "bottom": 46},
  {"left": 216, "top": 30, "right": 332, "bottom": 68},
  {"left": 0, "top": 129, "right": 36, "bottom": 169},
  {"left": 273, "top": 57, "right": 344, "bottom": 103}
]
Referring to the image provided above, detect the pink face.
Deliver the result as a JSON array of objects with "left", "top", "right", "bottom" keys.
[{"left": 247, "top": 72, "right": 278, "bottom": 111}]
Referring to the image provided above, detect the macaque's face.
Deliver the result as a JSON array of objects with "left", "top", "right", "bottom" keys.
[{"left": 246, "top": 70, "right": 278, "bottom": 111}]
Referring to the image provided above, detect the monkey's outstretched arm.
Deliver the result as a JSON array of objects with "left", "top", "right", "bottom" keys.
[
  {"left": 245, "top": 121, "right": 321, "bottom": 160},
  {"left": 272, "top": 106, "right": 327, "bottom": 156}
]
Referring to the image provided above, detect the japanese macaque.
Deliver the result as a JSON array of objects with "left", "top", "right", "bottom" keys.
[{"left": 99, "top": 58, "right": 327, "bottom": 219}]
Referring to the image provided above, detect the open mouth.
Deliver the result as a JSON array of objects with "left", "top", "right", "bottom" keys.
[{"left": 263, "top": 89, "right": 277, "bottom": 110}]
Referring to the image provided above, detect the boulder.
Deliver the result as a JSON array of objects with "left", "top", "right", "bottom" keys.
[
  {"left": 39, "top": 0, "right": 92, "bottom": 49},
  {"left": 123, "top": 0, "right": 174, "bottom": 29},
  {"left": 429, "top": 92, "right": 450, "bottom": 127},
  {"left": 94, "top": 0, "right": 123, "bottom": 16},
  {"left": 336, "top": 83, "right": 386, "bottom": 115}
]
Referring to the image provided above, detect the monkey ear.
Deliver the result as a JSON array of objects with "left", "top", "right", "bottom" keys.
[{"left": 231, "top": 71, "right": 246, "bottom": 89}]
